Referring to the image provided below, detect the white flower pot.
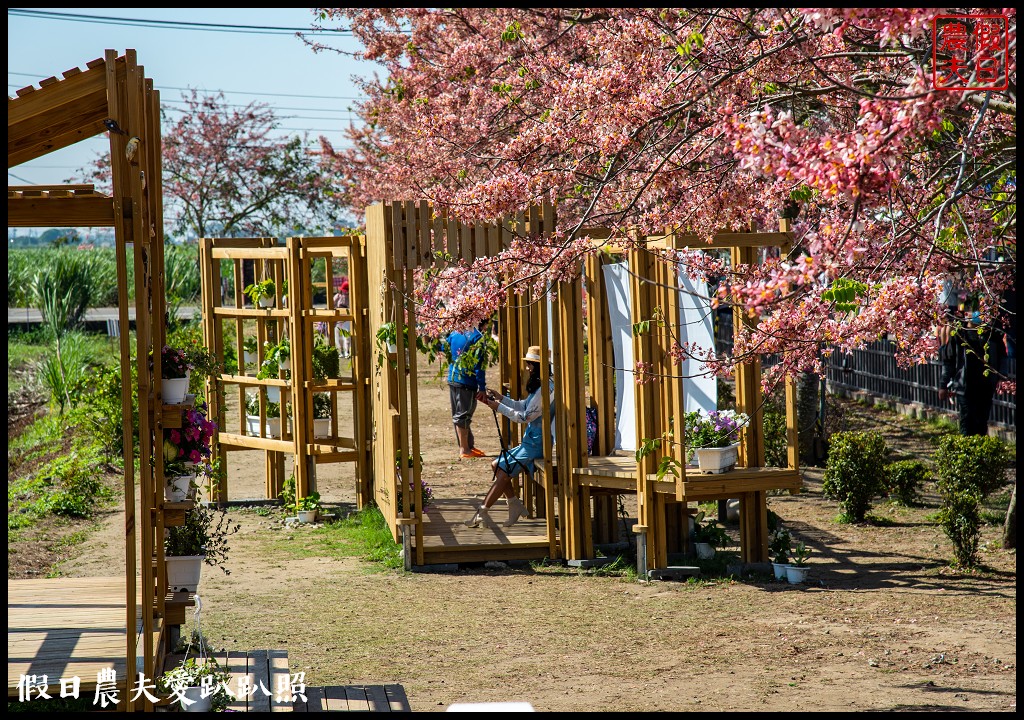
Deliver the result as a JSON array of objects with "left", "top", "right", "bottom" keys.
[
  {"left": 785, "top": 564, "right": 810, "bottom": 584},
  {"left": 181, "top": 686, "right": 212, "bottom": 712},
  {"left": 258, "top": 297, "right": 274, "bottom": 308},
  {"left": 267, "top": 385, "right": 281, "bottom": 403},
  {"left": 297, "top": 509, "right": 318, "bottom": 524},
  {"left": 314, "top": 418, "right": 331, "bottom": 438},
  {"left": 280, "top": 358, "right": 291, "bottom": 371},
  {"left": 243, "top": 351, "right": 257, "bottom": 372},
  {"left": 386, "top": 341, "right": 398, "bottom": 354},
  {"left": 694, "top": 542, "right": 715, "bottom": 560},
  {"left": 165, "top": 475, "right": 192, "bottom": 503},
  {"left": 246, "top": 415, "right": 283, "bottom": 438},
  {"left": 162, "top": 371, "right": 191, "bottom": 404},
  {"left": 165, "top": 555, "right": 204, "bottom": 592},
  {"left": 694, "top": 443, "right": 739, "bottom": 473},
  {"left": 772, "top": 562, "right": 789, "bottom": 580}
]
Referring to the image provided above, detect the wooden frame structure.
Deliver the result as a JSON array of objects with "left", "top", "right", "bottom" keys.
[
  {"left": 364, "top": 202, "right": 802, "bottom": 573},
  {"left": 8, "top": 50, "right": 176, "bottom": 709},
  {"left": 365, "top": 201, "right": 559, "bottom": 566},
  {"left": 550, "top": 221, "right": 803, "bottom": 573},
  {"left": 198, "top": 236, "right": 371, "bottom": 505}
]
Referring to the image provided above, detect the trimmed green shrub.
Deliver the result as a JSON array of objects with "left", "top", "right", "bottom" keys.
[
  {"left": 821, "top": 430, "right": 888, "bottom": 522},
  {"left": 934, "top": 435, "right": 1012, "bottom": 568},
  {"left": 883, "top": 459, "right": 931, "bottom": 506},
  {"left": 935, "top": 435, "right": 1012, "bottom": 499}
]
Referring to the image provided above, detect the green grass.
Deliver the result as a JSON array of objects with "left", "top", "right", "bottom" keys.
[
  {"left": 271, "top": 505, "right": 403, "bottom": 570},
  {"left": 8, "top": 414, "right": 117, "bottom": 530}
]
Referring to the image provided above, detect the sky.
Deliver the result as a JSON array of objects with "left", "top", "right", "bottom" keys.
[{"left": 7, "top": 8, "right": 379, "bottom": 231}]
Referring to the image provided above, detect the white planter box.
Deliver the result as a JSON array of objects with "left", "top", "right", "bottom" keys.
[
  {"left": 314, "top": 418, "right": 331, "bottom": 438},
  {"left": 165, "top": 555, "right": 204, "bottom": 592},
  {"left": 162, "top": 371, "right": 190, "bottom": 404},
  {"left": 258, "top": 297, "right": 275, "bottom": 308},
  {"left": 786, "top": 564, "right": 810, "bottom": 584},
  {"left": 297, "top": 509, "right": 318, "bottom": 524},
  {"left": 266, "top": 386, "right": 281, "bottom": 403},
  {"left": 694, "top": 542, "right": 715, "bottom": 560},
  {"left": 246, "top": 415, "right": 284, "bottom": 438},
  {"left": 693, "top": 443, "right": 739, "bottom": 473}
]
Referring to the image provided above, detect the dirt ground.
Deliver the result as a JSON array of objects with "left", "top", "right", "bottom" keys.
[{"left": 30, "top": 366, "right": 1019, "bottom": 712}]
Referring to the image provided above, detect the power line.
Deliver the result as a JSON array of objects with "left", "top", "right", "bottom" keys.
[{"left": 8, "top": 8, "right": 352, "bottom": 35}]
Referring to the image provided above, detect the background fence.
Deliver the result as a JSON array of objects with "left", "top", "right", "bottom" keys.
[{"left": 714, "top": 308, "right": 1016, "bottom": 430}]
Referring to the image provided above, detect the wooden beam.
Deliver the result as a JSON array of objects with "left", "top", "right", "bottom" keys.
[{"left": 7, "top": 195, "right": 115, "bottom": 226}]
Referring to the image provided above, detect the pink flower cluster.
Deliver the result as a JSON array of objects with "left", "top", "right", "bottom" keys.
[{"left": 166, "top": 403, "right": 217, "bottom": 465}]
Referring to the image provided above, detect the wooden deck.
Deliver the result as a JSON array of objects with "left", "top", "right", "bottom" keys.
[
  {"left": 412, "top": 498, "right": 553, "bottom": 565},
  {"left": 163, "top": 650, "right": 411, "bottom": 712},
  {"left": 8, "top": 577, "right": 149, "bottom": 699}
]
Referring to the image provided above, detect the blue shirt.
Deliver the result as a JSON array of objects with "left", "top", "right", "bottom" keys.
[{"left": 445, "top": 329, "right": 487, "bottom": 391}]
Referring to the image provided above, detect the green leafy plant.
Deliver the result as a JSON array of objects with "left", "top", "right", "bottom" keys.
[
  {"left": 692, "top": 510, "right": 731, "bottom": 548},
  {"left": 312, "top": 334, "right": 340, "bottom": 381},
  {"left": 256, "top": 336, "right": 291, "bottom": 380},
  {"left": 242, "top": 336, "right": 258, "bottom": 355},
  {"left": 790, "top": 541, "right": 811, "bottom": 567},
  {"left": 934, "top": 435, "right": 1012, "bottom": 499},
  {"left": 883, "top": 459, "right": 931, "bottom": 506},
  {"left": 243, "top": 278, "right": 275, "bottom": 306},
  {"left": 312, "top": 393, "right": 333, "bottom": 419},
  {"left": 297, "top": 491, "right": 321, "bottom": 512},
  {"left": 821, "top": 430, "right": 888, "bottom": 522},
  {"left": 158, "top": 656, "right": 232, "bottom": 712},
  {"left": 164, "top": 503, "right": 240, "bottom": 573},
  {"left": 769, "top": 525, "right": 792, "bottom": 565},
  {"left": 934, "top": 435, "right": 1012, "bottom": 568}
]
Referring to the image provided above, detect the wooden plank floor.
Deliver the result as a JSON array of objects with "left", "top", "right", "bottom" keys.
[
  {"left": 8, "top": 577, "right": 145, "bottom": 697},
  {"left": 164, "top": 651, "right": 410, "bottom": 712},
  {"left": 295, "top": 684, "right": 411, "bottom": 712},
  {"left": 413, "top": 499, "right": 552, "bottom": 564}
]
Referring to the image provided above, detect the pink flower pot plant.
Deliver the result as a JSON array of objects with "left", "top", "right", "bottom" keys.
[{"left": 164, "top": 403, "right": 218, "bottom": 467}]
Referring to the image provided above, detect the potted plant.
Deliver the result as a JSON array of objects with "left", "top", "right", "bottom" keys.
[
  {"left": 158, "top": 655, "right": 232, "bottom": 712},
  {"left": 160, "top": 345, "right": 192, "bottom": 404},
  {"left": 769, "top": 526, "right": 792, "bottom": 580},
  {"left": 163, "top": 456, "right": 200, "bottom": 503},
  {"left": 395, "top": 478, "right": 435, "bottom": 514},
  {"left": 245, "top": 394, "right": 288, "bottom": 438},
  {"left": 243, "top": 278, "right": 276, "bottom": 308},
  {"left": 684, "top": 409, "right": 749, "bottom": 473},
  {"left": 164, "top": 503, "right": 240, "bottom": 592},
  {"left": 691, "top": 510, "right": 730, "bottom": 559},
  {"left": 256, "top": 336, "right": 291, "bottom": 401},
  {"left": 162, "top": 403, "right": 216, "bottom": 501},
  {"left": 376, "top": 322, "right": 399, "bottom": 355},
  {"left": 786, "top": 541, "right": 812, "bottom": 584},
  {"left": 312, "top": 333, "right": 341, "bottom": 381},
  {"left": 242, "top": 336, "right": 259, "bottom": 374},
  {"left": 296, "top": 491, "right": 321, "bottom": 523},
  {"left": 312, "top": 393, "right": 333, "bottom": 438}
]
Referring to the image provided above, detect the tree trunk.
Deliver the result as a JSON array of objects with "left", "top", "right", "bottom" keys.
[
  {"left": 797, "top": 372, "right": 819, "bottom": 466},
  {"left": 1003, "top": 482, "right": 1016, "bottom": 549}
]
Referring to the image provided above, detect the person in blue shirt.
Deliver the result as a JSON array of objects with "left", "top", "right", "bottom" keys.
[
  {"left": 444, "top": 319, "right": 490, "bottom": 459},
  {"left": 465, "top": 345, "right": 555, "bottom": 529}
]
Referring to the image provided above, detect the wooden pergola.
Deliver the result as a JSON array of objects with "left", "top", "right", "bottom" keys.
[
  {"left": 364, "top": 202, "right": 802, "bottom": 572},
  {"left": 8, "top": 50, "right": 180, "bottom": 710}
]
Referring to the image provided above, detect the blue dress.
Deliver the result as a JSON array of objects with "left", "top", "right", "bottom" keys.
[{"left": 494, "top": 379, "right": 555, "bottom": 476}]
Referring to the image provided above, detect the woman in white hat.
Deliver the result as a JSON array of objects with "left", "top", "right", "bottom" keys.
[{"left": 466, "top": 345, "right": 554, "bottom": 528}]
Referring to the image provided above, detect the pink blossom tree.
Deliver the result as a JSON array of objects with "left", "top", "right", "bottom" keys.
[
  {"left": 312, "top": 7, "right": 1014, "bottom": 386},
  {"left": 78, "top": 90, "right": 351, "bottom": 239}
]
